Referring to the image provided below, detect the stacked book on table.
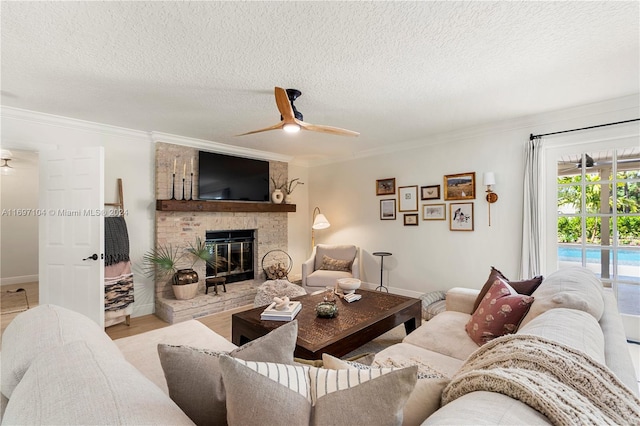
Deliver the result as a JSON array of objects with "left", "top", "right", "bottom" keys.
[{"left": 260, "top": 301, "right": 302, "bottom": 321}]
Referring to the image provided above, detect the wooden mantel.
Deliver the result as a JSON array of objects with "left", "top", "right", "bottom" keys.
[{"left": 156, "top": 199, "right": 296, "bottom": 213}]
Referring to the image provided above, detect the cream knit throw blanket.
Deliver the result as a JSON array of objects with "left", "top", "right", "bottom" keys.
[{"left": 441, "top": 334, "right": 640, "bottom": 426}]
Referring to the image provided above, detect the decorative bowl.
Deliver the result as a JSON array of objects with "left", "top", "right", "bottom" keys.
[
  {"left": 316, "top": 302, "right": 338, "bottom": 318},
  {"left": 337, "top": 278, "right": 361, "bottom": 294}
]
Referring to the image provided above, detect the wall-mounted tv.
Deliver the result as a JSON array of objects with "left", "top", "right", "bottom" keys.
[{"left": 198, "top": 151, "right": 270, "bottom": 202}]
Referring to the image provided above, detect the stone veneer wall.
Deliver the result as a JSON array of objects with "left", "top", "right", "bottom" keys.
[{"left": 154, "top": 142, "right": 289, "bottom": 302}]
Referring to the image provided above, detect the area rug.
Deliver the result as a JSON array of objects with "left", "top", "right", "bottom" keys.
[
  {"left": 1, "top": 289, "right": 30, "bottom": 315},
  {"left": 342, "top": 324, "right": 407, "bottom": 359}
]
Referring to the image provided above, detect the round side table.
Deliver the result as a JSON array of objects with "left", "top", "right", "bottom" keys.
[{"left": 372, "top": 252, "right": 392, "bottom": 292}]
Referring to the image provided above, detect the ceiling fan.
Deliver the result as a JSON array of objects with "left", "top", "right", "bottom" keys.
[
  {"left": 236, "top": 87, "right": 359, "bottom": 137},
  {"left": 558, "top": 154, "right": 640, "bottom": 174}
]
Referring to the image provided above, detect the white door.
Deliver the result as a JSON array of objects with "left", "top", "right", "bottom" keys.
[{"left": 39, "top": 147, "right": 105, "bottom": 327}]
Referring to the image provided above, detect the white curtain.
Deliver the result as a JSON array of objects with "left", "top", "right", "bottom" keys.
[{"left": 520, "top": 137, "right": 543, "bottom": 278}]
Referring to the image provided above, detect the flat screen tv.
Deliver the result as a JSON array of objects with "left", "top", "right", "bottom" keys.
[{"left": 198, "top": 151, "right": 270, "bottom": 202}]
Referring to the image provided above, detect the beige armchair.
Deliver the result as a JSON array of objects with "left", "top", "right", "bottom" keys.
[{"left": 301, "top": 244, "right": 360, "bottom": 292}]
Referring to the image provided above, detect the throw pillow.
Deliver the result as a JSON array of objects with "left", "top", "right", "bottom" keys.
[
  {"left": 472, "top": 266, "right": 543, "bottom": 312},
  {"left": 318, "top": 254, "right": 353, "bottom": 272},
  {"left": 323, "top": 353, "right": 450, "bottom": 426},
  {"left": 158, "top": 320, "right": 298, "bottom": 426},
  {"left": 465, "top": 278, "right": 534, "bottom": 345},
  {"left": 219, "top": 356, "right": 417, "bottom": 426}
]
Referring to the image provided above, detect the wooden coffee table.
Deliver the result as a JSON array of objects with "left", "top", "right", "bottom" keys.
[{"left": 232, "top": 288, "right": 421, "bottom": 359}]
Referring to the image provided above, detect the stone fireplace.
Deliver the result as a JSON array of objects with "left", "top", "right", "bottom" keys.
[{"left": 154, "top": 142, "right": 291, "bottom": 323}]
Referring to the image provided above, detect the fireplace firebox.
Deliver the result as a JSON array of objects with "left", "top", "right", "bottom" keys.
[{"left": 205, "top": 230, "right": 255, "bottom": 284}]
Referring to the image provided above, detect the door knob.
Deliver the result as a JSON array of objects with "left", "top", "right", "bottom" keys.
[{"left": 83, "top": 254, "right": 99, "bottom": 261}]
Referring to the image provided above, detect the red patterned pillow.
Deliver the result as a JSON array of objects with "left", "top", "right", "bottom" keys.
[
  {"left": 472, "top": 267, "right": 543, "bottom": 312},
  {"left": 465, "top": 278, "right": 534, "bottom": 345}
]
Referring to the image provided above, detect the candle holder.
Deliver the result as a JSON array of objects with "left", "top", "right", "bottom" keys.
[
  {"left": 182, "top": 177, "right": 186, "bottom": 200},
  {"left": 170, "top": 173, "right": 176, "bottom": 200},
  {"left": 189, "top": 173, "right": 194, "bottom": 200}
]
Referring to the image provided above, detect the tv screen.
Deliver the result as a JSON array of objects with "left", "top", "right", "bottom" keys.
[{"left": 198, "top": 151, "right": 270, "bottom": 202}]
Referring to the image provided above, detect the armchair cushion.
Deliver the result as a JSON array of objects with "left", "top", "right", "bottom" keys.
[
  {"left": 319, "top": 254, "right": 353, "bottom": 272},
  {"left": 314, "top": 245, "right": 358, "bottom": 270}
]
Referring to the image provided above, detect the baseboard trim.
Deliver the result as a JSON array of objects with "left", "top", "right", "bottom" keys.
[
  {"left": 0, "top": 275, "right": 38, "bottom": 286},
  {"left": 360, "top": 282, "right": 424, "bottom": 299}
]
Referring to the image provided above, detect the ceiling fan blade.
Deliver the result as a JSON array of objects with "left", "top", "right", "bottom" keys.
[
  {"left": 299, "top": 120, "right": 360, "bottom": 137},
  {"left": 235, "top": 121, "right": 284, "bottom": 136},
  {"left": 274, "top": 87, "right": 295, "bottom": 121}
]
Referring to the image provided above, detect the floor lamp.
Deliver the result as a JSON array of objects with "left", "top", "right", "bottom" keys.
[{"left": 311, "top": 207, "right": 330, "bottom": 249}]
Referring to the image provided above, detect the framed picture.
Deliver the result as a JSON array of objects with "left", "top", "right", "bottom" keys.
[
  {"left": 421, "top": 185, "right": 440, "bottom": 200},
  {"left": 376, "top": 178, "right": 396, "bottom": 196},
  {"left": 398, "top": 185, "right": 418, "bottom": 212},
  {"left": 380, "top": 199, "right": 396, "bottom": 220},
  {"left": 422, "top": 203, "right": 446, "bottom": 220},
  {"left": 444, "top": 172, "right": 476, "bottom": 200},
  {"left": 404, "top": 213, "right": 419, "bottom": 226},
  {"left": 449, "top": 202, "right": 474, "bottom": 231}
]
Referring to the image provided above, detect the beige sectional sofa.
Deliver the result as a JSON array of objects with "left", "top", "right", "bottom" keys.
[
  {"left": 373, "top": 266, "right": 639, "bottom": 424},
  {"left": 1, "top": 267, "right": 638, "bottom": 425}
]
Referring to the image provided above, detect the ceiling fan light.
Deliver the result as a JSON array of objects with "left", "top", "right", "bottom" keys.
[{"left": 283, "top": 123, "right": 300, "bottom": 133}]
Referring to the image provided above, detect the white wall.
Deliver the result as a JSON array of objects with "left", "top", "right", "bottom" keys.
[
  {"left": 0, "top": 149, "right": 39, "bottom": 283},
  {"left": 308, "top": 95, "right": 639, "bottom": 297},
  {"left": 1, "top": 108, "right": 156, "bottom": 317}
]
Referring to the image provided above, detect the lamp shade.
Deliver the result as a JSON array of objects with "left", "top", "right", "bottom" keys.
[
  {"left": 312, "top": 213, "right": 330, "bottom": 230},
  {"left": 483, "top": 172, "right": 496, "bottom": 186}
]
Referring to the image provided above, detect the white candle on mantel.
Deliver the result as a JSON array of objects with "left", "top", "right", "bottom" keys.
[
  {"left": 183, "top": 163, "right": 186, "bottom": 179},
  {"left": 191, "top": 157, "right": 194, "bottom": 174},
  {"left": 173, "top": 158, "right": 176, "bottom": 175}
]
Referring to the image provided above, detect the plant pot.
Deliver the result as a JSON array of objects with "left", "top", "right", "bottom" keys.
[
  {"left": 172, "top": 269, "right": 199, "bottom": 300},
  {"left": 172, "top": 282, "right": 199, "bottom": 300},
  {"left": 173, "top": 268, "right": 199, "bottom": 285}
]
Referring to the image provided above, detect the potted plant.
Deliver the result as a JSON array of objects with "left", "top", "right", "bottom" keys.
[{"left": 143, "top": 237, "right": 214, "bottom": 300}]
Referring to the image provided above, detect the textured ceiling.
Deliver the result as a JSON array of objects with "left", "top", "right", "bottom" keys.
[{"left": 1, "top": 1, "right": 638, "bottom": 164}]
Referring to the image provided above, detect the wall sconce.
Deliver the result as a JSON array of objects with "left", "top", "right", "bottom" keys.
[
  {"left": 483, "top": 172, "right": 498, "bottom": 226},
  {"left": 0, "top": 150, "right": 14, "bottom": 176},
  {"left": 311, "top": 207, "right": 330, "bottom": 248}
]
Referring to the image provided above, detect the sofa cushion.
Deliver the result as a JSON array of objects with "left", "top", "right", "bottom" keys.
[
  {"left": 2, "top": 340, "right": 194, "bottom": 425},
  {"left": 465, "top": 278, "right": 534, "bottom": 345},
  {"left": 403, "top": 311, "right": 479, "bottom": 360},
  {"left": 519, "top": 267, "right": 604, "bottom": 328},
  {"left": 157, "top": 320, "right": 298, "bottom": 426},
  {"left": 219, "top": 356, "right": 417, "bottom": 426},
  {"left": 518, "top": 308, "right": 605, "bottom": 363},
  {"left": 423, "top": 391, "right": 552, "bottom": 425},
  {"left": 373, "top": 342, "right": 464, "bottom": 378},
  {"left": 1, "top": 304, "right": 123, "bottom": 399},
  {"left": 599, "top": 290, "right": 640, "bottom": 394},
  {"left": 323, "top": 353, "right": 449, "bottom": 426},
  {"left": 473, "top": 267, "right": 543, "bottom": 312}
]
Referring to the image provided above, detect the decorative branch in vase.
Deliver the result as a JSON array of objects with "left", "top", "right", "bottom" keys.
[{"left": 283, "top": 178, "right": 304, "bottom": 204}]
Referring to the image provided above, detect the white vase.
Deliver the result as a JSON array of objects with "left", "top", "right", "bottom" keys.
[
  {"left": 272, "top": 189, "right": 284, "bottom": 204},
  {"left": 284, "top": 193, "right": 292, "bottom": 204}
]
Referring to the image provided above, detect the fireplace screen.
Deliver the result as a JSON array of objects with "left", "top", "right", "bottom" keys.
[{"left": 205, "top": 230, "right": 254, "bottom": 283}]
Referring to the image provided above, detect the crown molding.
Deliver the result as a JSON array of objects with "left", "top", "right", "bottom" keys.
[
  {"left": 0, "top": 106, "right": 150, "bottom": 141},
  {"left": 150, "top": 131, "right": 293, "bottom": 163}
]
